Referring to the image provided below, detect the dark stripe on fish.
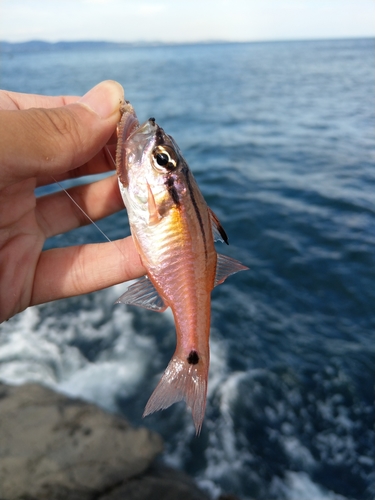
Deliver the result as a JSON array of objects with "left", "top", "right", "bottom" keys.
[
  {"left": 182, "top": 164, "right": 208, "bottom": 260},
  {"left": 165, "top": 176, "right": 180, "bottom": 206},
  {"left": 154, "top": 125, "right": 164, "bottom": 146}
]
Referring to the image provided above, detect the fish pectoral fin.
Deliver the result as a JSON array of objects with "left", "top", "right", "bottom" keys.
[
  {"left": 214, "top": 253, "right": 249, "bottom": 287},
  {"left": 115, "top": 275, "right": 168, "bottom": 312},
  {"left": 147, "top": 182, "right": 162, "bottom": 225},
  {"left": 208, "top": 207, "right": 229, "bottom": 244}
]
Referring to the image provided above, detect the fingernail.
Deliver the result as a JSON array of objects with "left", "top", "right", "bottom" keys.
[{"left": 79, "top": 80, "right": 124, "bottom": 119}]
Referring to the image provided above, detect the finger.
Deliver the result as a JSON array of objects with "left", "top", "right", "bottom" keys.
[
  {"left": 35, "top": 144, "right": 116, "bottom": 187},
  {"left": 30, "top": 237, "right": 147, "bottom": 306},
  {"left": 0, "top": 80, "right": 124, "bottom": 189},
  {"left": 0, "top": 91, "right": 79, "bottom": 111},
  {"left": 36, "top": 174, "right": 124, "bottom": 237}
]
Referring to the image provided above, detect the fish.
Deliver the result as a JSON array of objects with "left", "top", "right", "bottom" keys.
[{"left": 115, "top": 102, "right": 248, "bottom": 433}]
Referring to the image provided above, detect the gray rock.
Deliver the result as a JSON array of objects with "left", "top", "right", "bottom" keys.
[
  {"left": 0, "top": 383, "right": 163, "bottom": 500},
  {"left": 100, "top": 463, "right": 210, "bottom": 500}
]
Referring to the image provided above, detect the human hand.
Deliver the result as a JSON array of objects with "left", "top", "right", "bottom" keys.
[{"left": 0, "top": 80, "right": 146, "bottom": 323}]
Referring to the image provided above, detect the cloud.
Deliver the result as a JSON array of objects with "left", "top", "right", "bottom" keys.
[
  {"left": 137, "top": 4, "right": 166, "bottom": 15},
  {"left": 1, "top": 0, "right": 374, "bottom": 43},
  {"left": 83, "top": 0, "right": 112, "bottom": 4}
]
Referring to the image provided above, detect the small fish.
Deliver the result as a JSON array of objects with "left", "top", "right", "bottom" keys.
[{"left": 116, "top": 102, "right": 248, "bottom": 433}]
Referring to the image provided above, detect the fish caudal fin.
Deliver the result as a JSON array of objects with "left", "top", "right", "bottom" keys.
[{"left": 143, "top": 352, "right": 208, "bottom": 434}]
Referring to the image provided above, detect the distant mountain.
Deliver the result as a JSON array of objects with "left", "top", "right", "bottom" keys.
[
  {"left": 0, "top": 39, "right": 241, "bottom": 53},
  {"left": 0, "top": 40, "right": 145, "bottom": 53}
]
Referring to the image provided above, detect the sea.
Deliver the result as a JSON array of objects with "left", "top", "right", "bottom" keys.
[{"left": 0, "top": 38, "right": 374, "bottom": 500}]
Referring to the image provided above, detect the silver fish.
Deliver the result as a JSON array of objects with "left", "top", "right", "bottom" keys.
[{"left": 116, "top": 102, "right": 248, "bottom": 433}]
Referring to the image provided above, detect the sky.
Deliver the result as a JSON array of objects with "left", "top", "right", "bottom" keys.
[{"left": 1, "top": 0, "right": 374, "bottom": 43}]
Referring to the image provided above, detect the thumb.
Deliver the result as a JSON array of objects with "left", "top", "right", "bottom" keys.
[{"left": 0, "top": 80, "right": 124, "bottom": 187}]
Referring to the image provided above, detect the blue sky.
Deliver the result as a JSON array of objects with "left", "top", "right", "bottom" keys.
[{"left": 1, "top": 0, "right": 374, "bottom": 43}]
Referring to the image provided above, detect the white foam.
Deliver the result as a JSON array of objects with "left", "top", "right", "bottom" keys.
[
  {"left": 195, "top": 368, "right": 254, "bottom": 497},
  {"left": 58, "top": 361, "right": 143, "bottom": 411},
  {"left": 0, "top": 307, "right": 85, "bottom": 386},
  {"left": 0, "top": 293, "right": 360, "bottom": 500},
  {"left": 56, "top": 304, "right": 158, "bottom": 411},
  {"left": 281, "top": 436, "right": 317, "bottom": 469},
  {"left": 195, "top": 366, "right": 354, "bottom": 500},
  {"left": 272, "top": 471, "right": 349, "bottom": 500},
  {"left": 0, "top": 289, "right": 157, "bottom": 416}
]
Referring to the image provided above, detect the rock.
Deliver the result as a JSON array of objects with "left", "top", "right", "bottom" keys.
[
  {"left": 0, "top": 383, "right": 163, "bottom": 500},
  {"left": 100, "top": 463, "right": 210, "bottom": 500},
  {"left": 0, "top": 383, "right": 212, "bottom": 500}
]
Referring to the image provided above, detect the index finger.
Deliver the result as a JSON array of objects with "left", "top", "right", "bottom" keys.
[
  {"left": 35, "top": 143, "right": 117, "bottom": 187},
  {"left": 0, "top": 90, "right": 80, "bottom": 111},
  {"left": 0, "top": 81, "right": 124, "bottom": 188}
]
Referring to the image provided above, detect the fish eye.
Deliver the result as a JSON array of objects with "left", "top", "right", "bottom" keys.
[
  {"left": 156, "top": 152, "right": 169, "bottom": 166},
  {"left": 152, "top": 146, "right": 178, "bottom": 171}
]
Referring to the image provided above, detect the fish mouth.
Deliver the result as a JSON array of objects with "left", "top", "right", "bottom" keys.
[
  {"left": 116, "top": 103, "right": 140, "bottom": 188},
  {"left": 118, "top": 102, "right": 140, "bottom": 142}
]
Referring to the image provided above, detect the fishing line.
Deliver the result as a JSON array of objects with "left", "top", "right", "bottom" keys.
[
  {"left": 50, "top": 175, "right": 112, "bottom": 243},
  {"left": 104, "top": 144, "right": 116, "bottom": 168},
  {"left": 49, "top": 146, "right": 119, "bottom": 244}
]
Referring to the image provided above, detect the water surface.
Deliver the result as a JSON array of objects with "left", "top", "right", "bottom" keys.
[{"left": 1, "top": 38, "right": 374, "bottom": 500}]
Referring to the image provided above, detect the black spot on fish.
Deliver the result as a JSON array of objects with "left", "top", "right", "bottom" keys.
[
  {"left": 187, "top": 350, "right": 199, "bottom": 365},
  {"left": 165, "top": 176, "right": 180, "bottom": 206}
]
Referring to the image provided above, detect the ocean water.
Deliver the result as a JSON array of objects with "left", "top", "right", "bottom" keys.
[{"left": 0, "top": 39, "right": 374, "bottom": 500}]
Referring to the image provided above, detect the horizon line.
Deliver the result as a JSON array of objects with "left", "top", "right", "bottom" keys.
[{"left": 1, "top": 35, "right": 374, "bottom": 46}]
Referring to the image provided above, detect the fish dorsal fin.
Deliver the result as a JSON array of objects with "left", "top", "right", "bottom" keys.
[
  {"left": 214, "top": 254, "right": 249, "bottom": 287},
  {"left": 209, "top": 207, "right": 229, "bottom": 244},
  {"left": 115, "top": 276, "right": 168, "bottom": 312}
]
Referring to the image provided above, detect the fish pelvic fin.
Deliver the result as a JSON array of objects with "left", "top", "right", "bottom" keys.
[
  {"left": 143, "top": 352, "right": 209, "bottom": 435},
  {"left": 115, "top": 276, "right": 168, "bottom": 312}
]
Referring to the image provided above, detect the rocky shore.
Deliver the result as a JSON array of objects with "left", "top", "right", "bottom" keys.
[{"left": 0, "top": 383, "right": 213, "bottom": 500}]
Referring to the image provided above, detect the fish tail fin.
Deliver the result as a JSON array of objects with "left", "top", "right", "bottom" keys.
[{"left": 143, "top": 351, "right": 209, "bottom": 435}]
